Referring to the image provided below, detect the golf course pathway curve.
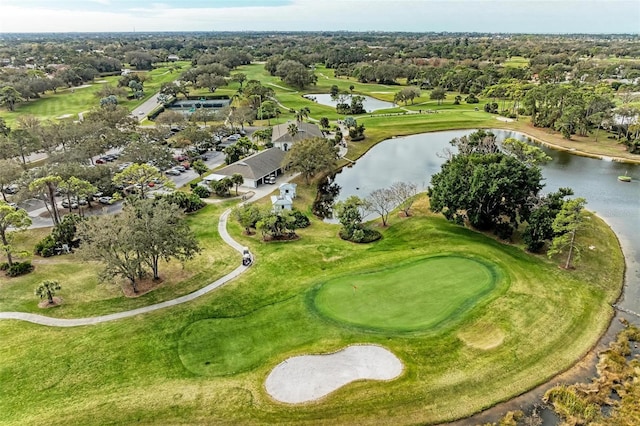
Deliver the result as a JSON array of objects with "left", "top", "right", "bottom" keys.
[{"left": 0, "top": 209, "right": 250, "bottom": 327}]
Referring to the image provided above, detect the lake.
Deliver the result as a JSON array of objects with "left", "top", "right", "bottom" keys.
[{"left": 304, "top": 94, "right": 396, "bottom": 112}]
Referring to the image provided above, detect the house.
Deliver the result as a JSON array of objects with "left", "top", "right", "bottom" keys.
[
  {"left": 271, "top": 121, "right": 324, "bottom": 152},
  {"left": 215, "top": 148, "right": 286, "bottom": 188},
  {"left": 167, "top": 54, "right": 180, "bottom": 62},
  {"left": 279, "top": 183, "right": 297, "bottom": 199},
  {"left": 271, "top": 195, "right": 293, "bottom": 213}
]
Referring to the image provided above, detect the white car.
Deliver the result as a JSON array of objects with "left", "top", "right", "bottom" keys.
[{"left": 165, "top": 169, "right": 181, "bottom": 176}]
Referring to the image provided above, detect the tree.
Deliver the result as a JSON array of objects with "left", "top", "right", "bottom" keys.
[
  {"left": 121, "top": 136, "right": 175, "bottom": 171},
  {"left": 0, "top": 86, "right": 25, "bottom": 111},
  {"left": 212, "top": 177, "right": 233, "bottom": 197},
  {"left": 275, "top": 60, "right": 316, "bottom": 89},
  {"left": 191, "top": 159, "right": 208, "bottom": 177},
  {"left": 127, "top": 198, "right": 200, "bottom": 280},
  {"left": 429, "top": 152, "right": 543, "bottom": 238},
  {"left": 287, "top": 123, "right": 299, "bottom": 139},
  {"left": 365, "top": 188, "right": 395, "bottom": 227},
  {"left": 0, "top": 159, "right": 22, "bottom": 202},
  {"left": 35, "top": 280, "right": 61, "bottom": 305},
  {"left": 502, "top": 138, "right": 552, "bottom": 166},
  {"left": 252, "top": 128, "right": 273, "bottom": 146},
  {"left": 396, "top": 87, "right": 421, "bottom": 105},
  {"left": 283, "top": 137, "right": 337, "bottom": 184},
  {"left": 334, "top": 195, "right": 380, "bottom": 243},
  {"left": 154, "top": 110, "right": 187, "bottom": 129},
  {"left": 29, "top": 175, "right": 62, "bottom": 226},
  {"left": 0, "top": 201, "right": 32, "bottom": 267},
  {"left": 77, "top": 212, "right": 142, "bottom": 291},
  {"left": 295, "top": 107, "right": 311, "bottom": 123},
  {"left": 7, "top": 129, "right": 40, "bottom": 167},
  {"left": 548, "top": 198, "right": 587, "bottom": 269},
  {"left": 59, "top": 177, "right": 97, "bottom": 217},
  {"left": 233, "top": 204, "right": 262, "bottom": 234},
  {"left": 113, "top": 163, "right": 171, "bottom": 199},
  {"left": 389, "top": 182, "right": 418, "bottom": 216},
  {"left": 430, "top": 87, "right": 447, "bottom": 105},
  {"left": 78, "top": 198, "right": 200, "bottom": 290},
  {"left": 319, "top": 117, "right": 330, "bottom": 129},
  {"left": 195, "top": 73, "right": 227, "bottom": 93},
  {"left": 523, "top": 188, "right": 574, "bottom": 253},
  {"left": 224, "top": 144, "right": 244, "bottom": 164},
  {"left": 128, "top": 80, "right": 144, "bottom": 99},
  {"left": 343, "top": 116, "right": 357, "bottom": 129},
  {"left": 232, "top": 72, "right": 247, "bottom": 89},
  {"left": 230, "top": 173, "right": 244, "bottom": 195}
]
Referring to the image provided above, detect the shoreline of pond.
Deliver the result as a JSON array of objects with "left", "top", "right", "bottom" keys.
[{"left": 332, "top": 127, "right": 638, "bottom": 425}]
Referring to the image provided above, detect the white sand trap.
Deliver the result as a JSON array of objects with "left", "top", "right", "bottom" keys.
[
  {"left": 57, "top": 114, "right": 72, "bottom": 119},
  {"left": 74, "top": 84, "right": 92, "bottom": 89},
  {"left": 97, "top": 80, "right": 108, "bottom": 83},
  {"left": 265, "top": 345, "right": 403, "bottom": 403}
]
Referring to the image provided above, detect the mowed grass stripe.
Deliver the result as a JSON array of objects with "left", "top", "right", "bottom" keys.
[{"left": 313, "top": 256, "right": 500, "bottom": 332}]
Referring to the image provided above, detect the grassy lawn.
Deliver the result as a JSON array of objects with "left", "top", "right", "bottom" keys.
[
  {"left": 0, "top": 203, "right": 238, "bottom": 318},
  {"left": 503, "top": 56, "right": 530, "bottom": 68},
  {"left": 0, "top": 191, "right": 624, "bottom": 424},
  {"left": 0, "top": 62, "right": 189, "bottom": 126},
  {"left": 312, "top": 255, "right": 503, "bottom": 332}
]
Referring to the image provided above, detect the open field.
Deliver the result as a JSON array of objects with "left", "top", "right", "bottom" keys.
[{"left": 0, "top": 192, "right": 624, "bottom": 424}]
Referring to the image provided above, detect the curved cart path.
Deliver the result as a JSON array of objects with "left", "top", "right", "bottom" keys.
[{"left": 0, "top": 209, "right": 249, "bottom": 327}]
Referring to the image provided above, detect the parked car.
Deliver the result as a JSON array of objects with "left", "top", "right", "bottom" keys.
[
  {"left": 165, "top": 169, "right": 181, "bottom": 176},
  {"left": 61, "top": 199, "right": 79, "bottom": 209},
  {"left": 265, "top": 175, "right": 276, "bottom": 184},
  {"left": 3, "top": 184, "right": 19, "bottom": 194},
  {"left": 173, "top": 154, "right": 188, "bottom": 162},
  {"left": 173, "top": 165, "right": 187, "bottom": 173},
  {"left": 98, "top": 196, "right": 114, "bottom": 205},
  {"left": 95, "top": 158, "right": 107, "bottom": 164},
  {"left": 8, "top": 202, "right": 19, "bottom": 210}
]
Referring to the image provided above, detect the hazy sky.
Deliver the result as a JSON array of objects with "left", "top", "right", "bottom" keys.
[{"left": 0, "top": 0, "right": 638, "bottom": 34}]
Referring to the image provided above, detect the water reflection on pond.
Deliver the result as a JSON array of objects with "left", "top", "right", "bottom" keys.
[{"left": 304, "top": 93, "right": 396, "bottom": 112}]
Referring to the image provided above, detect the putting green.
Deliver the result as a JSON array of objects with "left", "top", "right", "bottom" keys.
[{"left": 312, "top": 255, "right": 502, "bottom": 332}]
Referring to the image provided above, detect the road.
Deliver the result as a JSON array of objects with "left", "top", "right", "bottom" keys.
[{"left": 132, "top": 93, "right": 162, "bottom": 122}]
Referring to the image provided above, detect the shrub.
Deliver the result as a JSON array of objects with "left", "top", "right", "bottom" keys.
[
  {"left": 291, "top": 210, "right": 310, "bottom": 228},
  {"left": 34, "top": 234, "right": 58, "bottom": 257},
  {"left": 193, "top": 185, "right": 211, "bottom": 199},
  {"left": 5, "top": 261, "right": 34, "bottom": 277},
  {"left": 339, "top": 227, "right": 382, "bottom": 243},
  {"left": 160, "top": 191, "right": 205, "bottom": 213},
  {"left": 0, "top": 262, "right": 8, "bottom": 271}
]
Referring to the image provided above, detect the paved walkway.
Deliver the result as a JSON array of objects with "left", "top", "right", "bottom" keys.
[
  {"left": 1, "top": 172, "right": 301, "bottom": 327},
  {"left": 0, "top": 209, "right": 249, "bottom": 327}
]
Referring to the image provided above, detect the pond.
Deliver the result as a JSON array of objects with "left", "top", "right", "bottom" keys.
[
  {"left": 329, "top": 129, "right": 640, "bottom": 314},
  {"left": 304, "top": 93, "right": 396, "bottom": 112}
]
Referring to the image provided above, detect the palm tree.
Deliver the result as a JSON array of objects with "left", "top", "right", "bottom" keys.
[
  {"left": 35, "top": 280, "right": 61, "bottom": 305},
  {"left": 287, "top": 123, "right": 299, "bottom": 139},
  {"left": 295, "top": 107, "right": 310, "bottom": 122}
]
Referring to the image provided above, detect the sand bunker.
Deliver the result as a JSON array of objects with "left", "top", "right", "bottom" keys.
[{"left": 265, "top": 345, "right": 403, "bottom": 403}]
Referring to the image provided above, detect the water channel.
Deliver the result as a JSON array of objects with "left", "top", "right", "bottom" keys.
[
  {"left": 304, "top": 93, "right": 396, "bottom": 112},
  {"left": 328, "top": 128, "right": 640, "bottom": 423}
]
